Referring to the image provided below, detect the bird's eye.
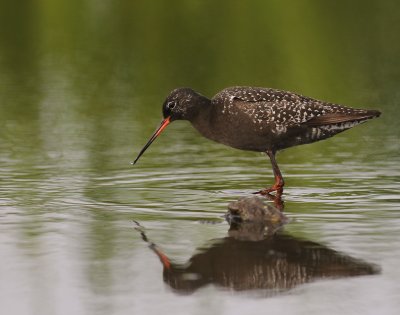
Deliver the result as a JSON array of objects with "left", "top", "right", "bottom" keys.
[{"left": 167, "top": 101, "right": 176, "bottom": 110}]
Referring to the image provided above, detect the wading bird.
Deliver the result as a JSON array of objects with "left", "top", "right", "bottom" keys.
[{"left": 133, "top": 87, "right": 380, "bottom": 195}]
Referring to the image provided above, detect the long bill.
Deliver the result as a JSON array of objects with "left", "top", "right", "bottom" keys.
[{"left": 132, "top": 116, "right": 171, "bottom": 165}]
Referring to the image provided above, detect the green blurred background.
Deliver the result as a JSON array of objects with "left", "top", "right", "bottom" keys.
[
  {"left": 1, "top": 0, "right": 399, "bottom": 120},
  {"left": 1, "top": 0, "right": 399, "bottom": 171}
]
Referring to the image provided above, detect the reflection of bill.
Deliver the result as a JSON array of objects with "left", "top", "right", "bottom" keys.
[{"left": 134, "top": 197, "right": 380, "bottom": 295}]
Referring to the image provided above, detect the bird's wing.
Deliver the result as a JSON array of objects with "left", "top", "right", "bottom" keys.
[
  {"left": 213, "top": 86, "right": 324, "bottom": 127},
  {"left": 214, "top": 86, "right": 306, "bottom": 104},
  {"left": 213, "top": 86, "right": 379, "bottom": 128}
]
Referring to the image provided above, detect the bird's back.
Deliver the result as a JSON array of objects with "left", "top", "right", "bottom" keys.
[{"left": 208, "top": 86, "right": 380, "bottom": 151}]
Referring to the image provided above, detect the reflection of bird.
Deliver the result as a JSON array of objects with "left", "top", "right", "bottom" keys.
[
  {"left": 133, "top": 87, "right": 380, "bottom": 194},
  {"left": 162, "top": 234, "right": 378, "bottom": 294},
  {"left": 134, "top": 220, "right": 379, "bottom": 295}
]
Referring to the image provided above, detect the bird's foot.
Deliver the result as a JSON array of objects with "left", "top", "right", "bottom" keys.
[
  {"left": 255, "top": 185, "right": 283, "bottom": 196},
  {"left": 253, "top": 186, "right": 284, "bottom": 210}
]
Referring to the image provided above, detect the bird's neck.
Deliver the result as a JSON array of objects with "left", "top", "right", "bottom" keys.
[{"left": 187, "top": 96, "right": 214, "bottom": 139}]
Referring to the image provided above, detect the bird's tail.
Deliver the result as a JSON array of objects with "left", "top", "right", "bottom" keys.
[{"left": 305, "top": 108, "right": 381, "bottom": 127}]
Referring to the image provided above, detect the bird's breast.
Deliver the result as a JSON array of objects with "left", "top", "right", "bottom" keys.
[{"left": 191, "top": 109, "right": 277, "bottom": 152}]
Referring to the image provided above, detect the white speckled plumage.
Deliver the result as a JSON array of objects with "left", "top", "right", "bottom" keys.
[{"left": 201, "top": 86, "right": 380, "bottom": 151}]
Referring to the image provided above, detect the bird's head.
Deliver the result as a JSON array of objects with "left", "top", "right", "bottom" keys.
[
  {"left": 162, "top": 87, "right": 203, "bottom": 121},
  {"left": 132, "top": 88, "right": 208, "bottom": 165}
]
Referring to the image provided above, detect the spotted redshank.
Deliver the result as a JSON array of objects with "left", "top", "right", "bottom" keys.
[{"left": 133, "top": 87, "right": 381, "bottom": 195}]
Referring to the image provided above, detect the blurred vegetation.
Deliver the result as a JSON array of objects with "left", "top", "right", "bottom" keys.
[
  {"left": 1, "top": 1, "right": 399, "bottom": 172},
  {"left": 0, "top": 0, "right": 399, "bottom": 166},
  {"left": 1, "top": 1, "right": 400, "bottom": 105},
  {"left": 0, "top": 0, "right": 398, "bottom": 189}
]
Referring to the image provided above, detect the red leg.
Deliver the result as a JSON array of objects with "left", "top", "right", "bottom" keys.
[
  {"left": 262, "top": 192, "right": 285, "bottom": 211},
  {"left": 257, "top": 150, "right": 284, "bottom": 195}
]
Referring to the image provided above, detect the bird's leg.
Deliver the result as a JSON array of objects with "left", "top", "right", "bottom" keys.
[
  {"left": 258, "top": 150, "right": 284, "bottom": 196},
  {"left": 262, "top": 192, "right": 285, "bottom": 211}
]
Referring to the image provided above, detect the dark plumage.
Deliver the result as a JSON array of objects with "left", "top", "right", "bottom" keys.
[{"left": 134, "top": 86, "right": 381, "bottom": 194}]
